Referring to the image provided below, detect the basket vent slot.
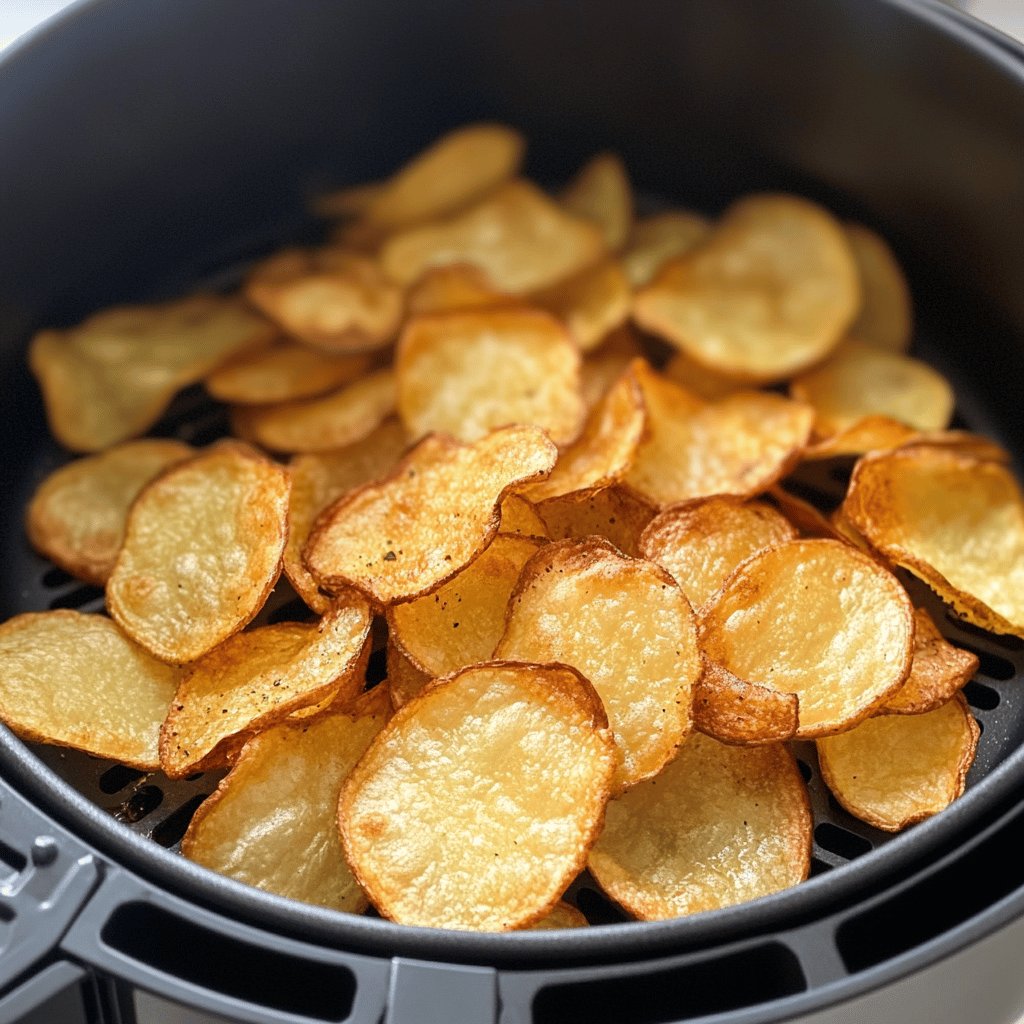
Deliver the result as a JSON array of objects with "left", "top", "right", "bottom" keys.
[
  {"left": 814, "top": 822, "right": 872, "bottom": 861},
  {"left": 151, "top": 794, "right": 209, "bottom": 848},
  {"left": 98, "top": 765, "right": 145, "bottom": 794},
  {"left": 964, "top": 679, "right": 1001, "bottom": 710},
  {"left": 962, "top": 647, "right": 1014, "bottom": 683}
]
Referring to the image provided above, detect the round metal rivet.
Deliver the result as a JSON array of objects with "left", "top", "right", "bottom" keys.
[{"left": 31, "top": 836, "right": 58, "bottom": 866}]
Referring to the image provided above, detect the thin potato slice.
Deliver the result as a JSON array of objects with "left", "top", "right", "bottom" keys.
[
  {"left": 639, "top": 497, "right": 797, "bottom": 611},
  {"left": 498, "top": 494, "right": 548, "bottom": 539},
  {"left": 406, "top": 264, "right": 514, "bottom": 316},
  {"left": 305, "top": 425, "right": 557, "bottom": 606},
  {"left": 580, "top": 327, "right": 644, "bottom": 411},
  {"left": 530, "top": 260, "right": 631, "bottom": 352},
  {"left": 160, "top": 596, "right": 371, "bottom": 777},
  {"left": 182, "top": 685, "right": 391, "bottom": 910},
  {"left": 526, "top": 902, "right": 588, "bottom": 930},
  {"left": 495, "top": 538, "right": 700, "bottom": 791},
  {"left": 634, "top": 194, "right": 859, "bottom": 381},
  {"left": 339, "top": 661, "right": 615, "bottom": 930},
  {"left": 313, "top": 180, "right": 384, "bottom": 220},
  {"left": 107, "top": 441, "right": 290, "bottom": 663},
  {"left": 386, "top": 638, "right": 432, "bottom": 710},
  {"left": 381, "top": 180, "right": 605, "bottom": 294},
  {"left": 700, "top": 539, "right": 914, "bottom": 737},
  {"left": 396, "top": 309, "right": 583, "bottom": 444},
  {"left": 0, "top": 612, "right": 182, "bottom": 768},
  {"left": 622, "top": 211, "right": 712, "bottom": 288},
  {"left": 536, "top": 486, "right": 654, "bottom": 557},
  {"left": 818, "top": 694, "right": 978, "bottom": 831},
  {"left": 30, "top": 295, "right": 274, "bottom": 452},
  {"left": 845, "top": 222, "right": 913, "bottom": 353},
  {"left": 26, "top": 439, "right": 193, "bottom": 585},
  {"left": 802, "top": 415, "right": 919, "bottom": 461},
  {"left": 694, "top": 658, "right": 799, "bottom": 745},
  {"left": 561, "top": 153, "right": 634, "bottom": 250},
  {"left": 662, "top": 349, "right": 748, "bottom": 402},
  {"left": 388, "top": 534, "right": 542, "bottom": 678},
  {"left": 588, "top": 734, "right": 811, "bottom": 919}
]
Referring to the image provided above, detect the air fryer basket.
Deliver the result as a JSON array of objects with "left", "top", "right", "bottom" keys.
[{"left": 2, "top": 1, "right": 1024, "bottom": 1022}]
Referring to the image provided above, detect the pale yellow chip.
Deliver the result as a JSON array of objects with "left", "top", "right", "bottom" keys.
[
  {"left": 662, "top": 349, "right": 748, "bottom": 402},
  {"left": 381, "top": 180, "right": 605, "bottom": 294},
  {"left": 526, "top": 902, "right": 588, "bottom": 930},
  {"left": 29, "top": 295, "right": 275, "bottom": 452},
  {"left": 529, "top": 259, "right": 631, "bottom": 352},
  {"left": 845, "top": 222, "right": 913, "bottom": 353},
  {"left": 231, "top": 369, "right": 395, "bottom": 454},
  {"left": 843, "top": 448, "right": 1024, "bottom": 636},
  {"left": 385, "top": 637, "right": 432, "bottom": 710},
  {"left": 495, "top": 537, "right": 700, "bottom": 791},
  {"left": 338, "top": 661, "right": 614, "bottom": 930},
  {"left": 694, "top": 658, "right": 799, "bottom": 746},
  {"left": 182, "top": 685, "right": 391, "bottom": 911},
  {"left": 561, "top": 153, "right": 634, "bottom": 251},
  {"left": 305, "top": 426, "right": 557, "bottom": 606},
  {"left": 699, "top": 539, "right": 914, "bottom": 737},
  {"left": 160, "top": 596, "right": 371, "bottom": 777},
  {"left": 639, "top": 497, "right": 797, "bottom": 611},
  {"left": 588, "top": 734, "right": 811, "bottom": 920},
  {"left": 580, "top": 326, "right": 645, "bottom": 412},
  {"left": 498, "top": 494, "right": 548, "bottom": 539},
  {"left": 536, "top": 486, "right": 654, "bottom": 557},
  {"left": 405, "top": 264, "right": 514, "bottom": 316},
  {"left": 26, "top": 439, "right": 194, "bottom": 585},
  {"left": 388, "top": 534, "right": 542, "bottom": 678},
  {"left": 0, "top": 612, "right": 182, "bottom": 768},
  {"left": 622, "top": 211, "right": 712, "bottom": 288},
  {"left": 623, "top": 361, "right": 813, "bottom": 508},
  {"left": 817, "top": 694, "right": 978, "bottom": 831},
  {"left": 633, "top": 194, "right": 859, "bottom": 381},
  {"left": 107, "top": 441, "right": 290, "bottom": 663},
  {"left": 396, "top": 309, "right": 583, "bottom": 444}
]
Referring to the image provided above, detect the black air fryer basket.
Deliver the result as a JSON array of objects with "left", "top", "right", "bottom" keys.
[{"left": 2, "top": 2, "right": 1024, "bottom": 1022}]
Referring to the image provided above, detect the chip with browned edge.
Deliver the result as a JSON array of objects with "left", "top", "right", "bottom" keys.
[
  {"left": 561, "top": 153, "right": 633, "bottom": 250},
  {"left": 536, "top": 486, "right": 654, "bottom": 557},
  {"left": 693, "top": 658, "right": 799, "bottom": 746}
]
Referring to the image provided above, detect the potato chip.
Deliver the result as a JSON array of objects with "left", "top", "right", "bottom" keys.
[
  {"left": 561, "top": 153, "right": 633, "bottom": 250},
  {"left": 305, "top": 425, "right": 557, "bottom": 606},
  {"left": 231, "top": 369, "right": 395, "bottom": 454},
  {"left": 843, "top": 448, "right": 1024, "bottom": 636},
  {"left": 633, "top": 194, "right": 859, "bottom": 381},
  {"left": 639, "top": 497, "right": 796, "bottom": 611},
  {"left": 700, "top": 539, "right": 914, "bottom": 737},
  {"left": 802, "top": 414, "right": 919, "bottom": 461},
  {"left": 498, "top": 494, "right": 548, "bottom": 539},
  {"left": 182, "top": 685, "right": 390, "bottom": 910},
  {"left": 396, "top": 309, "right": 583, "bottom": 444},
  {"left": 662, "top": 349, "right": 747, "bottom": 402},
  {"left": 386, "top": 637, "right": 432, "bottom": 709},
  {"left": 26, "top": 439, "right": 193, "bottom": 585},
  {"left": 388, "top": 534, "right": 542, "bottom": 678},
  {"left": 530, "top": 260, "right": 631, "bottom": 352},
  {"left": 845, "top": 222, "right": 913, "bottom": 353},
  {"left": 0, "top": 611, "right": 182, "bottom": 768},
  {"left": 406, "top": 264, "right": 514, "bottom": 316},
  {"left": 588, "top": 734, "right": 811, "bottom": 919},
  {"left": 694, "top": 658, "right": 799, "bottom": 745},
  {"left": 817, "top": 694, "right": 978, "bottom": 831},
  {"left": 107, "top": 441, "right": 290, "bottom": 663},
  {"left": 897, "top": 431, "right": 1010, "bottom": 464},
  {"left": 623, "top": 361, "right": 813, "bottom": 508},
  {"left": 30, "top": 295, "right": 274, "bottom": 451},
  {"left": 580, "top": 326, "right": 644, "bottom": 412},
  {"left": 313, "top": 180, "right": 385, "bottom": 220},
  {"left": 338, "top": 661, "right": 614, "bottom": 930},
  {"left": 622, "top": 211, "right": 712, "bottom": 288},
  {"left": 526, "top": 902, "right": 587, "bottom": 930},
  {"left": 495, "top": 538, "right": 700, "bottom": 791},
  {"left": 381, "top": 180, "right": 605, "bottom": 294},
  {"left": 160, "top": 596, "right": 371, "bottom": 777},
  {"left": 536, "top": 486, "right": 654, "bottom": 557}
]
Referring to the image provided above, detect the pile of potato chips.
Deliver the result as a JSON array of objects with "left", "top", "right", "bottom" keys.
[{"left": 6, "top": 122, "right": 1016, "bottom": 931}]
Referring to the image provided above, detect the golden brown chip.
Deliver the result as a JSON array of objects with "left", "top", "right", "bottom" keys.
[
  {"left": 182, "top": 685, "right": 391, "bottom": 910},
  {"left": 662, "top": 349, "right": 748, "bottom": 402},
  {"left": 700, "top": 539, "right": 914, "bottom": 737},
  {"left": 0, "top": 611, "right": 182, "bottom": 768},
  {"left": 588, "top": 734, "right": 811, "bottom": 919},
  {"left": 29, "top": 295, "right": 275, "bottom": 452},
  {"left": 405, "top": 264, "right": 514, "bottom": 316},
  {"left": 897, "top": 430, "right": 1011, "bottom": 464},
  {"left": 107, "top": 441, "right": 290, "bottom": 663},
  {"left": 845, "top": 222, "right": 913, "bottom": 353},
  {"left": 381, "top": 180, "right": 605, "bottom": 294},
  {"left": 633, "top": 194, "right": 859, "bottom": 381},
  {"left": 536, "top": 486, "right": 654, "bottom": 557},
  {"left": 622, "top": 211, "right": 712, "bottom": 287},
  {"left": 305, "top": 425, "right": 557, "bottom": 606},
  {"left": 160, "top": 596, "right": 371, "bottom": 777},
  {"left": 338, "top": 661, "right": 614, "bottom": 930},
  {"left": 495, "top": 538, "right": 700, "bottom": 791},
  {"left": 694, "top": 658, "right": 799, "bottom": 745},
  {"left": 561, "top": 153, "right": 633, "bottom": 250},
  {"left": 639, "top": 497, "right": 797, "bottom": 611},
  {"left": 313, "top": 180, "right": 385, "bottom": 220},
  {"left": 580, "top": 326, "right": 645, "bottom": 412},
  {"left": 802, "top": 415, "right": 920, "bottom": 461},
  {"left": 817, "top": 694, "right": 978, "bottom": 831},
  {"left": 498, "top": 494, "right": 548, "bottom": 539},
  {"left": 526, "top": 902, "right": 588, "bottom": 930},
  {"left": 386, "top": 637, "right": 432, "bottom": 710},
  {"left": 395, "top": 309, "right": 583, "bottom": 444},
  {"left": 26, "top": 439, "right": 194, "bottom": 585},
  {"left": 530, "top": 259, "right": 631, "bottom": 352}
]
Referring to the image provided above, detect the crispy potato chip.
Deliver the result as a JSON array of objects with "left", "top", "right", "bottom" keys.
[
  {"left": 183, "top": 685, "right": 390, "bottom": 910},
  {"left": 381, "top": 180, "right": 605, "bottom": 294},
  {"left": 843, "top": 448, "right": 1024, "bottom": 636},
  {"left": 313, "top": 180, "right": 385, "bottom": 220},
  {"left": 388, "top": 534, "right": 542, "bottom": 678},
  {"left": 639, "top": 497, "right": 797, "bottom": 611},
  {"left": 231, "top": 369, "right": 395, "bottom": 454},
  {"left": 700, "top": 539, "right": 914, "bottom": 737},
  {"left": 536, "top": 486, "right": 654, "bottom": 557},
  {"left": 580, "top": 326, "right": 644, "bottom": 411},
  {"left": 386, "top": 637, "right": 432, "bottom": 710},
  {"left": 588, "top": 734, "right": 811, "bottom": 919},
  {"left": 622, "top": 211, "right": 712, "bottom": 288},
  {"left": 0, "top": 612, "right": 182, "bottom": 768},
  {"left": 26, "top": 439, "right": 193, "bottom": 585},
  {"left": 845, "top": 222, "right": 913, "bottom": 353},
  {"left": 623, "top": 361, "right": 813, "bottom": 508},
  {"left": 405, "top": 264, "right": 514, "bottom": 316},
  {"left": 662, "top": 349, "right": 748, "bottom": 402},
  {"left": 107, "top": 441, "right": 290, "bottom": 663},
  {"left": 818, "top": 694, "right": 978, "bottom": 831},
  {"left": 694, "top": 658, "right": 799, "bottom": 745},
  {"left": 338, "top": 661, "right": 614, "bottom": 930},
  {"left": 802, "top": 414, "right": 919, "bottom": 461},
  {"left": 633, "top": 194, "right": 859, "bottom": 381},
  {"left": 768, "top": 486, "right": 845, "bottom": 541},
  {"left": 495, "top": 538, "right": 700, "bottom": 791},
  {"left": 30, "top": 295, "right": 274, "bottom": 452},
  {"left": 160, "top": 596, "right": 371, "bottom": 777},
  {"left": 561, "top": 153, "right": 633, "bottom": 250},
  {"left": 396, "top": 309, "right": 583, "bottom": 444},
  {"left": 526, "top": 902, "right": 588, "bottom": 930},
  {"left": 305, "top": 426, "right": 557, "bottom": 606},
  {"left": 498, "top": 494, "right": 548, "bottom": 539},
  {"left": 530, "top": 260, "right": 631, "bottom": 352}
]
